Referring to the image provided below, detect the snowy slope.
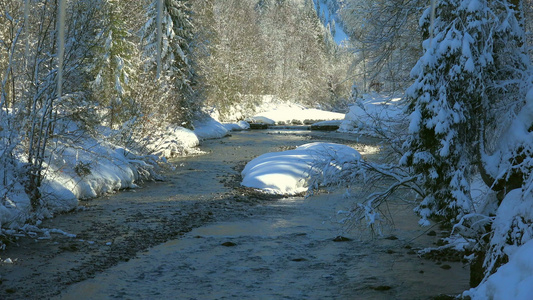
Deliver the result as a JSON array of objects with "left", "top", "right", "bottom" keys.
[
  {"left": 314, "top": 0, "right": 349, "bottom": 45},
  {"left": 339, "top": 93, "right": 406, "bottom": 136}
]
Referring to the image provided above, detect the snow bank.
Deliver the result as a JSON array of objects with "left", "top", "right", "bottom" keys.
[
  {"left": 464, "top": 238, "right": 533, "bottom": 300},
  {"left": 143, "top": 125, "right": 201, "bottom": 157},
  {"left": 339, "top": 94, "right": 406, "bottom": 136},
  {"left": 0, "top": 109, "right": 250, "bottom": 236},
  {"left": 193, "top": 116, "right": 231, "bottom": 140},
  {"left": 223, "top": 121, "right": 250, "bottom": 131},
  {"left": 209, "top": 95, "right": 296, "bottom": 122},
  {"left": 241, "top": 142, "right": 361, "bottom": 195},
  {"left": 0, "top": 129, "right": 162, "bottom": 230},
  {"left": 206, "top": 95, "right": 344, "bottom": 126},
  {"left": 247, "top": 105, "right": 345, "bottom": 125},
  {"left": 194, "top": 115, "right": 250, "bottom": 140},
  {"left": 42, "top": 140, "right": 158, "bottom": 203}
]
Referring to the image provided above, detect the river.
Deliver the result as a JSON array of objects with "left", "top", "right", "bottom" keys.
[{"left": 0, "top": 130, "right": 470, "bottom": 299}]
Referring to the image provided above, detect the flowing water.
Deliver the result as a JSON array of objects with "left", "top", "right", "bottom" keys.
[{"left": 52, "top": 130, "right": 469, "bottom": 299}]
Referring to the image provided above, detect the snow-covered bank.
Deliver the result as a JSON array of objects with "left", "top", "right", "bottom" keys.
[
  {"left": 247, "top": 105, "right": 345, "bottom": 125},
  {"left": 464, "top": 237, "right": 533, "bottom": 300},
  {"left": 143, "top": 125, "right": 201, "bottom": 157},
  {"left": 339, "top": 93, "right": 406, "bottom": 136},
  {"left": 207, "top": 95, "right": 346, "bottom": 126},
  {"left": 241, "top": 142, "right": 361, "bottom": 195},
  {"left": 193, "top": 115, "right": 249, "bottom": 140},
  {"left": 0, "top": 116, "right": 248, "bottom": 236},
  {"left": 0, "top": 132, "right": 162, "bottom": 233}
]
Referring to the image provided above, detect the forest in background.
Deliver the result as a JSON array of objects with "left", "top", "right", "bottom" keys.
[{"left": 0, "top": 0, "right": 352, "bottom": 212}]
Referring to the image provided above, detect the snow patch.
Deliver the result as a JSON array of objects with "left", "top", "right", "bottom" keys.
[
  {"left": 241, "top": 142, "right": 361, "bottom": 195},
  {"left": 193, "top": 116, "right": 230, "bottom": 140},
  {"left": 464, "top": 238, "right": 533, "bottom": 300},
  {"left": 247, "top": 106, "right": 344, "bottom": 126},
  {"left": 339, "top": 93, "right": 406, "bottom": 136}
]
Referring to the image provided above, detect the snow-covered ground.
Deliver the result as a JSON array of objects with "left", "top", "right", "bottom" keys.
[
  {"left": 241, "top": 142, "right": 361, "bottom": 195},
  {"left": 464, "top": 237, "right": 533, "bottom": 300},
  {"left": 208, "top": 95, "right": 345, "bottom": 125},
  {"left": 339, "top": 93, "right": 406, "bottom": 136},
  {"left": 247, "top": 105, "right": 345, "bottom": 126},
  {"left": 0, "top": 116, "right": 246, "bottom": 237}
]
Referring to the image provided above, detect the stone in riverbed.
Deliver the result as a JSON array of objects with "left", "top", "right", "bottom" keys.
[
  {"left": 370, "top": 285, "right": 392, "bottom": 291},
  {"left": 332, "top": 236, "right": 352, "bottom": 242},
  {"left": 249, "top": 123, "right": 268, "bottom": 129},
  {"left": 310, "top": 120, "right": 342, "bottom": 131},
  {"left": 221, "top": 241, "right": 237, "bottom": 247},
  {"left": 291, "top": 257, "right": 308, "bottom": 262}
]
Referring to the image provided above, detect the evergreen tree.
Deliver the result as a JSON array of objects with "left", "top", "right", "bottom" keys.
[
  {"left": 403, "top": 0, "right": 483, "bottom": 224},
  {"left": 404, "top": 0, "right": 529, "bottom": 225},
  {"left": 88, "top": 0, "right": 139, "bottom": 128},
  {"left": 140, "top": 0, "right": 197, "bottom": 126}
]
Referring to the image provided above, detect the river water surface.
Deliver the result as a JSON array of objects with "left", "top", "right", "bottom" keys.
[
  {"left": 56, "top": 130, "right": 469, "bottom": 299},
  {"left": 4, "top": 130, "right": 470, "bottom": 299}
]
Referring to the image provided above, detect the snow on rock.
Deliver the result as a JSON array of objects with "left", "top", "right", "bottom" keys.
[
  {"left": 241, "top": 142, "right": 361, "bottom": 195},
  {"left": 223, "top": 121, "right": 250, "bottom": 131},
  {"left": 339, "top": 94, "right": 406, "bottom": 136},
  {"left": 464, "top": 238, "right": 533, "bottom": 300},
  {"left": 143, "top": 125, "right": 201, "bottom": 157},
  {"left": 193, "top": 116, "right": 230, "bottom": 140},
  {"left": 40, "top": 139, "right": 161, "bottom": 212},
  {"left": 247, "top": 106, "right": 345, "bottom": 125}
]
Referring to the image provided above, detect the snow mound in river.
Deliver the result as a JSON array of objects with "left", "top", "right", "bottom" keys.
[{"left": 241, "top": 142, "right": 361, "bottom": 195}]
